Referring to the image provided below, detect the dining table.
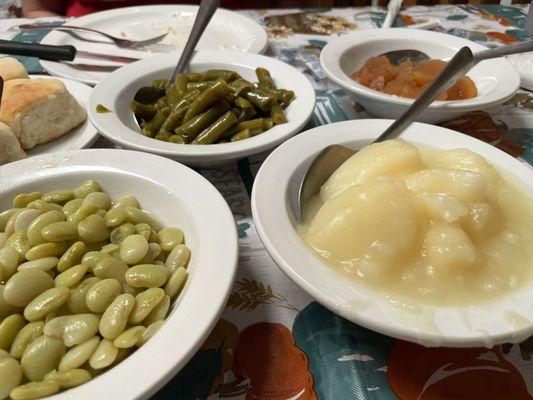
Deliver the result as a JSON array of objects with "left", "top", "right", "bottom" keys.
[{"left": 1, "top": 3, "right": 533, "bottom": 399}]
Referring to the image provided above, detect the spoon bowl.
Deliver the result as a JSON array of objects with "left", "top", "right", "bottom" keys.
[{"left": 381, "top": 49, "right": 429, "bottom": 65}]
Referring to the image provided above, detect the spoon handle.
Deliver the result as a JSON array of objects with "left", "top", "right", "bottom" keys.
[
  {"left": 375, "top": 46, "right": 474, "bottom": 142},
  {"left": 474, "top": 40, "right": 533, "bottom": 62},
  {"left": 168, "top": 0, "right": 220, "bottom": 84}
]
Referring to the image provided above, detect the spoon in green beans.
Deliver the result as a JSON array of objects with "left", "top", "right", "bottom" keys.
[{"left": 133, "top": 0, "right": 220, "bottom": 105}]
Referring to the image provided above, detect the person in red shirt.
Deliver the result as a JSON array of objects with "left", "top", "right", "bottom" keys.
[{"left": 22, "top": 0, "right": 254, "bottom": 18}]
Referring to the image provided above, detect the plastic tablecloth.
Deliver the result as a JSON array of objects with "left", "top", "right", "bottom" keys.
[{"left": 2, "top": 5, "right": 533, "bottom": 399}]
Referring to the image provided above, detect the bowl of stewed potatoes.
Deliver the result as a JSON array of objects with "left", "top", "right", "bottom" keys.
[
  {"left": 252, "top": 119, "right": 533, "bottom": 348},
  {"left": 0, "top": 149, "right": 238, "bottom": 400}
]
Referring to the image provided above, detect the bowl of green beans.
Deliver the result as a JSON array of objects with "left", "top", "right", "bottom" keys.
[
  {"left": 88, "top": 50, "right": 316, "bottom": 167},
  {"left": 0, "top": 149, "right": 238, "bottom": 400}
]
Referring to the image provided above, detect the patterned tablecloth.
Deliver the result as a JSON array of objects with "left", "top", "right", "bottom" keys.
[{"left": 2, "top": 4, "right": 533, "bottom": 399}]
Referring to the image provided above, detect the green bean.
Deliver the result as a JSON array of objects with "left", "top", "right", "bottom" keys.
[
  {"left": 186, "top": 81, "right": 212, "bottom": 92},
  {"left": 246, "top": 90, "right": 276, "bottom": 111},
  {"left": 157, "top": 101, "right": 188, "bottom": 136},
  {"left": 271, "top": 104, "right": 287, "bottom": 124},
  {"left": 130, "top": 101, "right": 157, "bottom": 120},
  {"left": 151, "top": 79, "right": 168, "bottom": 89},
  {"left": 187, "top": 72, "right": 201, "bottom": 82},
  {"left": 263, "top": 117, "right": 274, "bottom": 130},
  {"left": 168, "top": 135, "right": 185, "bottom": 144},
  {"left": 230, "top": 129, "right": 251, "bottom": 142},
  {"left": 155, "top": 96, "right": 167, "bottom": 109},
  {"left": 234, "top": 96, "right": 253, "bottom": 109},
  {"left": 164, "top": 82, "right": 180, "bottom": 106},
  {"left": 174, "top": 100, "right": 230, "bottom": 141},
  {"left": 141, "top": 108, "right": 170, "bottom": 137},
  {"left": 183, "top": 80, "right": 231, "bottom": 123},
  {"left": 256, "top": 67, "right": 276, "bottom": 89},
  {"left": 192, "top": 111, "right": 238, "bottom": 145},
  {"left": 175, "top": 73, "right": 188, "bottom": 99},
  {"left": 233, "top": 106, "right": 257, "bottom": 123},
  {"left": 199, "top": 69, "right": 236, "bottom": 82},
  {"left": 228, "top": 79, "right": 253, "bottom": 97}
]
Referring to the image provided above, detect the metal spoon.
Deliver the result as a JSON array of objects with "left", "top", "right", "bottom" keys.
[
  {"left": 381, "top": 49, "right": 429, "bottom": 65},
  {"left": 297, "top": 40, "right": 533, "bottom": 222},
  {"left": 133, "top": 0, "right": 220, "bottom": 105}
]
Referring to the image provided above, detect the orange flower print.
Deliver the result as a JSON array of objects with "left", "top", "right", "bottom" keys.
[
  {"left": 232, "top": 323, "right": 317, "bottom": 400},
  {"left": 387, "top": 341, "right": 531, "bottom": 400}
]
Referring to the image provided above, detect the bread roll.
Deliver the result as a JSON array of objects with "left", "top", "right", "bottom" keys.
[
  {"left": 0, "top": 78, "right": 87, "bottom": 150},
  {"left": 0, "top": 57, "right": 28, "bottom": 81},
  {"left": 0, "top": 122, "right": 26, "bottom": 165}
]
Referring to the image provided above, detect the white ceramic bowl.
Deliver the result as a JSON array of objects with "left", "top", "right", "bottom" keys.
[
  {"left": 0, "top": 149, "right": 238, "bottom": 399},
  {"left": 88, "top": 51, "right": 316, "bottom": 168},
  {"left": 251, "top": 119, "right": 533, "bottom": 348},
  {"left": 320, "top": 29, "right": 520, "bottom": 123}
]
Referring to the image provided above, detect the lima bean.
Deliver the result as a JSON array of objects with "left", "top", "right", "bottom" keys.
[
  {"left": 25, "top": 242, "right": 67, "bottom": 261},
  {"left": 41, "top": 221, "right": 78, "bottom": 242},
  {"left": 78, "top": 214, "right": 110, "bottom": 243},
  {"left": 66, "top": 204, "right": 98, "bottom": 226},
  {"left": 10, "top": 322, "right": 44, "bottom": 358},
  {"left": 165, "top": 267, "right": 188, "bottom": 300},
  {"left": 62, "top": 199, "right": 83, "bottom": 217},
  {"left": 86, "top": 278, "right": 121, "bottom": 313},
  {"left": 81, "top": 251, "right": 108, "bottom": 270},
  {"left": 165, "top": 245, "right": 191, "bottom": 272},
  {"left": 0, "top": 356, "right": 22, "bottom": 400},
  {"left": 21, "top": 335, "right": 65, "bottom": 381},
  {"left": 119, "top": 234, "right": 148, "bottom": 264},
  {"left": 0, "top": 209, "right": 19, "bottom": 232},
  {"left": 26, "top": 200, "right": 62, "bottom": 213},
  {"left": 104, "top": 208, "right": 127, "bottom": 228},
  {"left": 54, "top": 264, "right": 88, "bottom": 288},
  {"left": 57, "top": 241, "right": 85, "bottom": 272},
  {"left": 27, "top": 211, "right": 64, "bottom": 246},
  {"left": 157, "top": 228, "right": 184, "bottom": 251},
  {"left": 4, "top": 209, "right": 23, "bottom": 237},
  {"left": 6, "top": 232, "right": 30, "bottom": 261},
  {"left": 66, "top": 277, "right": 99, "bottom": 314},
  {"left": 24, "top": 287, "right": 70, "bottom": 321},
  {"left": 125, "top": 264, "right": 170, "bottom": 288},
  {"left": 41, "top": 190, "right": 74, "bottom": 204},
  {"left": 139, "top": 243, "right": 161, "bottom": 264},
  {"left": 129, "top": 288, "right": 165, "bottom": 324},
  {"left": 44, "top": 314, "right": 99, "bottom": 347},
  {"left": 93, "top": 257, "right": 128, "bottom": 283},
  {"left": 138, "top": 320, "right": 164, "bottom": 346},
  {"left": 113, "top": 326, "right": 145, "bottom": 349},
  {"left": 0, "top": 314, "right": 25, "bottom": 350},
  {"left": 73, "top": 180, "right": 100, "bottom": 199},
  {"left": 144, "top": 295, "right": 170, "bottom": 326},
  {"left": 10, "top": 381, "right": 59, "bottom": 400},
  {"left": 99, "top": 294, "right": 134, "bottom": 340},
  {"left": 89, "top": 339, "right": 118, "bottom": 369},
  {"left": 17, "top": 257, "right": 59, "bottom": 272},
  {"left": 58, "top": 336, "right": 99, "bottom": 372},
  {"left": 44, "top": 368, "right": 91, "bottom": 389},
  {"left": 13, "top": 193, "right": 42, "bottom": 209},
  {"left": 0, "top": 246, "right": 20, "bottom": 280},
  {"left": 110, "top": 195, "right": 139, "bottom": 210},
  {"left": 4, "top": 269, "right": 54, "bottom": 307},
  {"left": 82, "top": 192, "right": 111, "bottom": 211},
  {"left": 110, "top": 223, "right": 135, "bottom": 244},
  {"left": 13, "top": 209, "right": 42, "bottom": 234},
  {"left": 0, "top": 286, "right": 21, "bottom": 317}
]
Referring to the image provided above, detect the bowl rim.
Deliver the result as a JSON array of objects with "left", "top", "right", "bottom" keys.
[
  {"left": 251, "top": 119, "right": 533, "bottom": 348},
  {"left": 0, "top": 149, "right": 239, "bottom": 399},
  {"left": 319, "top": 28, "right": 520, "bottom": 110},
  {"left": 88, "top": 50, "right": 316, "bottom": 164}
]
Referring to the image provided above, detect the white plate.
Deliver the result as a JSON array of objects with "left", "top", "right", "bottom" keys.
[
  {"left": 0, "top": 149, "right": 238, "bottom": 399},
  {"left": 23, "top": 75, "right": 98, "bottom": 157},
  {"left": 88, "top": 51, "right": 316, "bottom": 168},
  {"left": 251, "top": 119, "right": 533, "bottom": 348},
  {"left": 320, "top": 29, "right": 520, "bottom": 123},
  {"left": 40, "top": 5, "right": 268, "bottom": 85}
]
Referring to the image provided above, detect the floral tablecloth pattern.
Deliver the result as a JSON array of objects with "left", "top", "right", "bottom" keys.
[{"left": 2, "top": 4, "right": 533, "bottom": 399}]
